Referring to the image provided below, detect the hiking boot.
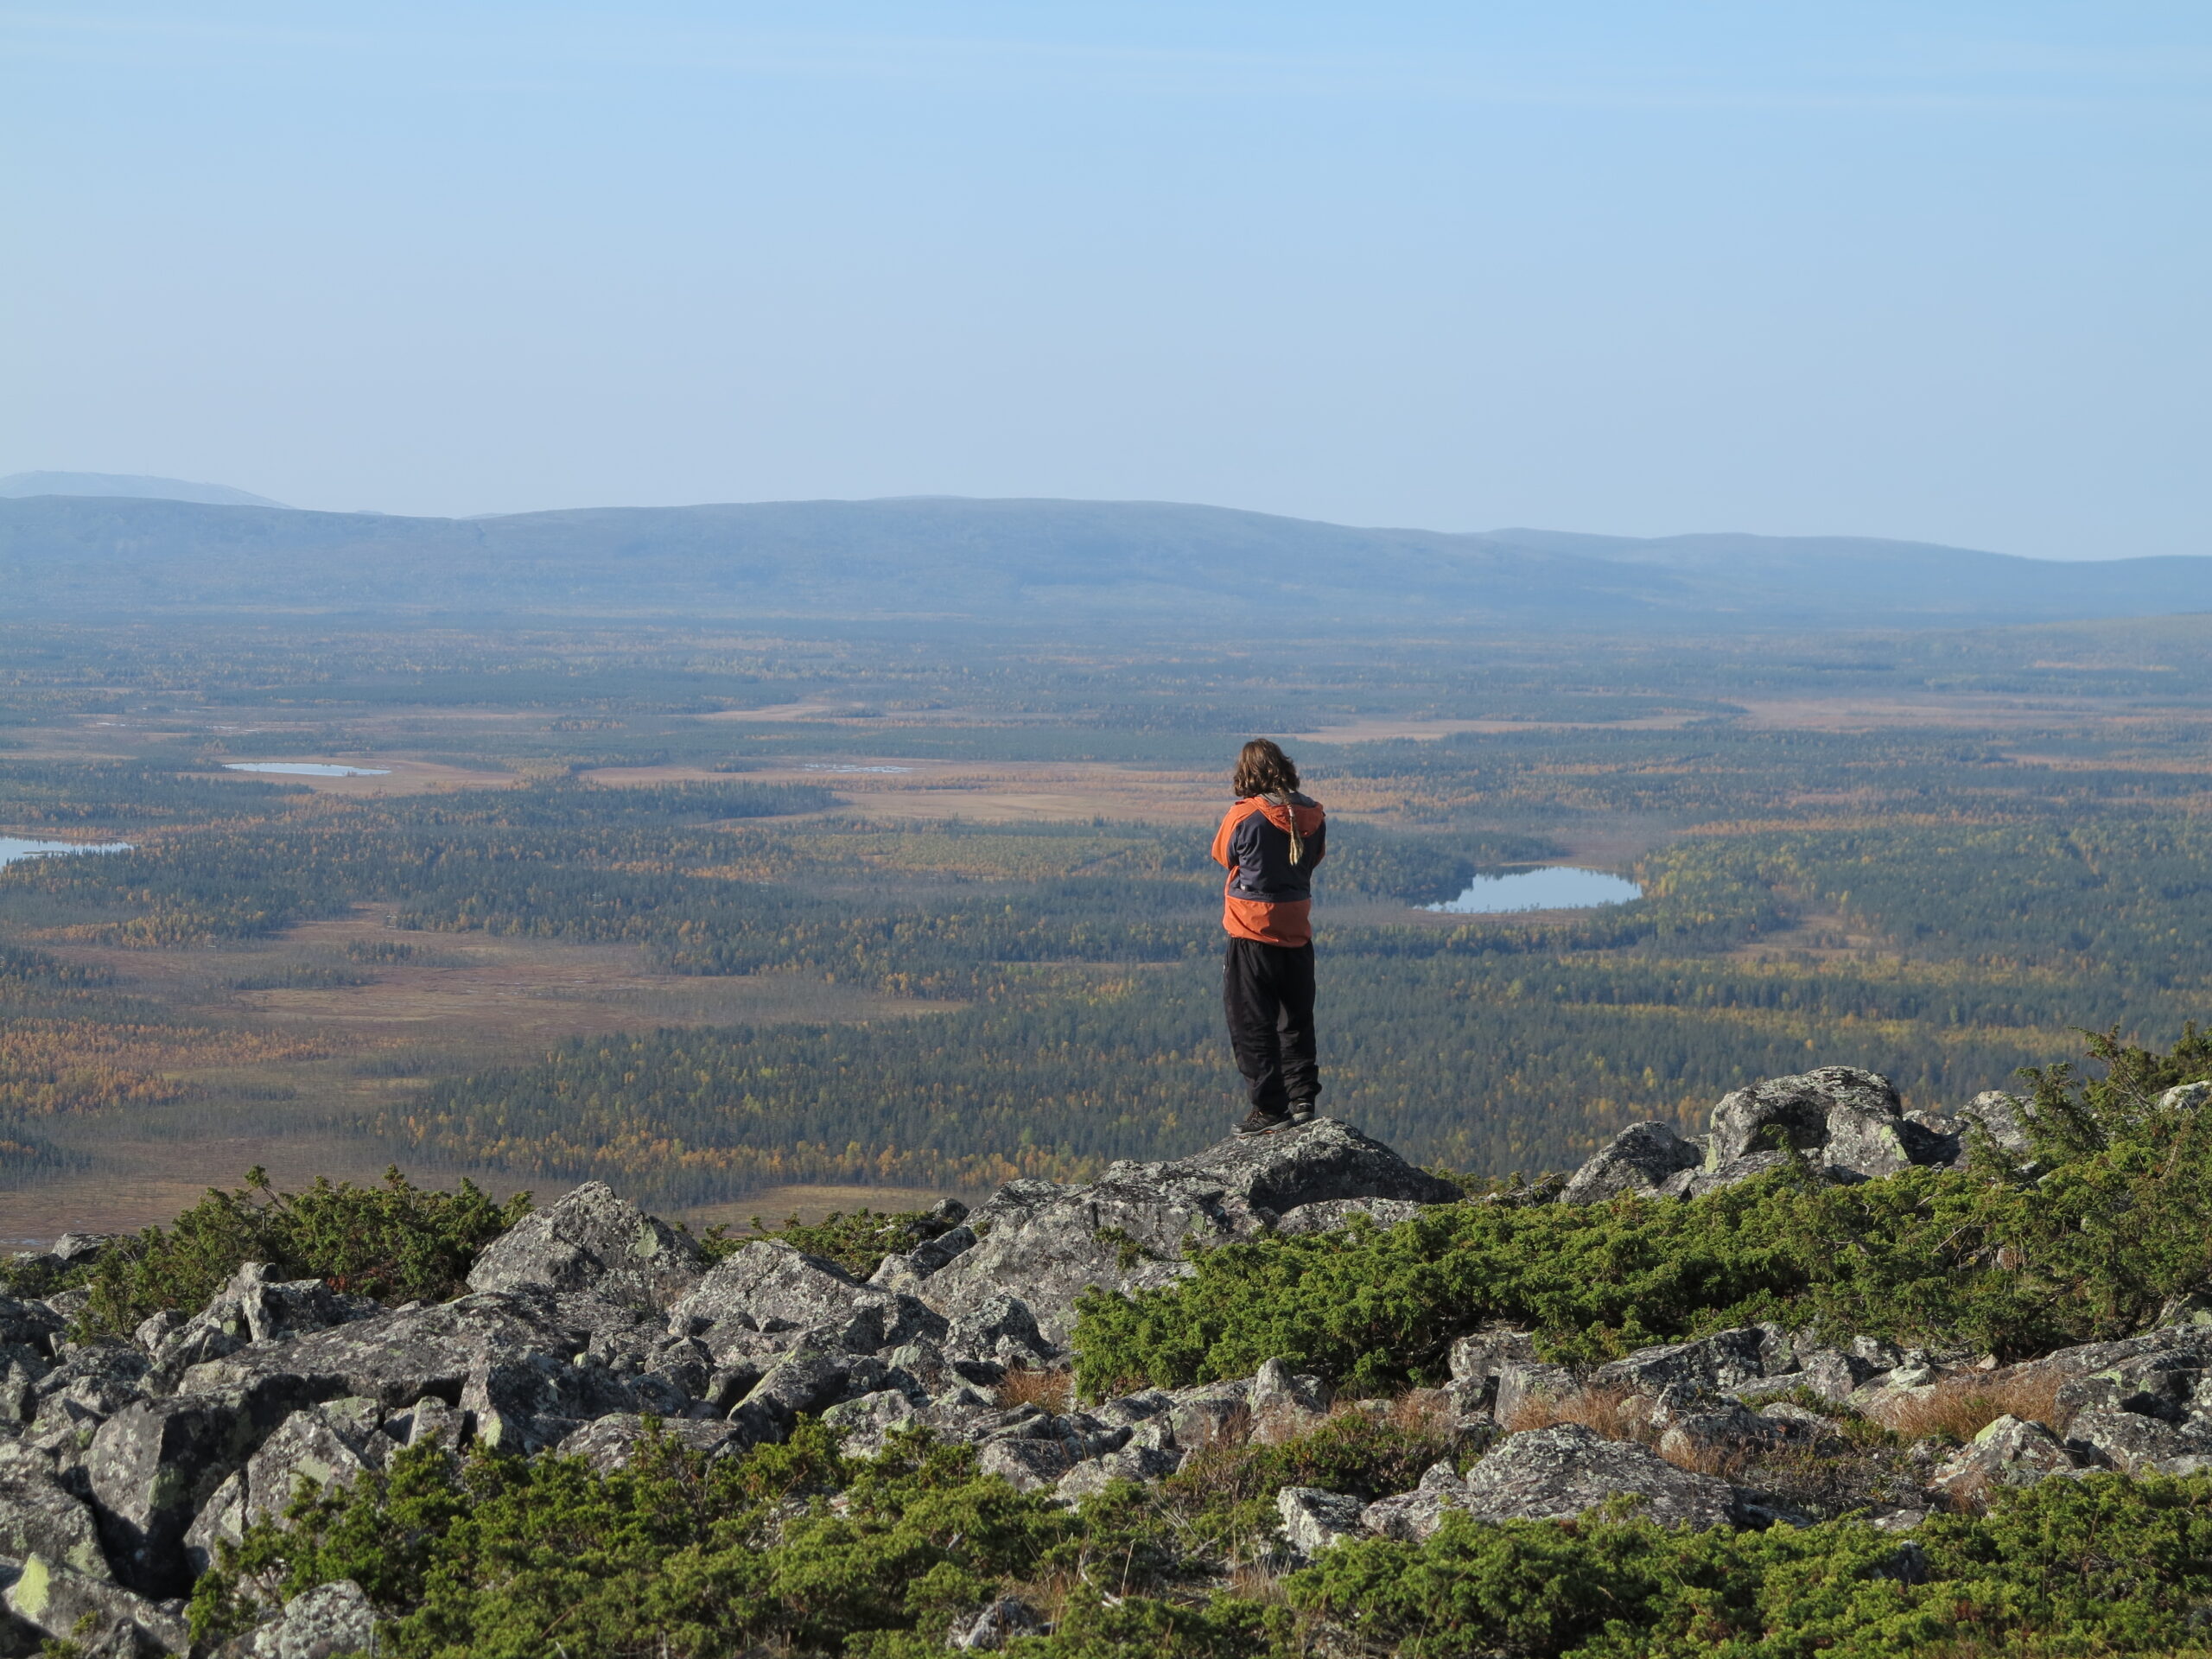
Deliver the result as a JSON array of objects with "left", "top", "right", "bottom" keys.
[
  {"left": 1235, "top": 1106, "right": 1294, "bottom": 1137},
  {"left": 1287, "top": 1103, "right": 1317, "bottom": 1126}
]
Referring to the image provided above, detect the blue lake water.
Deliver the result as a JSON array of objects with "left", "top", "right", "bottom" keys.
[
  {"left": 1424, "top": 866, "right": 1643, "bottom": 914},
  {"left": 223, "top": 762, "right": 391, "bottom": 777},
  {"left": 0, "top": 837, "right": 134, "bottom": 868},
  {"left": 801, "top": 763, "right": 912, "bottom": 774}
]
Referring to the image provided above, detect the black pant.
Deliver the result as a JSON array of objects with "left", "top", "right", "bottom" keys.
[{"left": 1223, "top": 938, "right": 1319, "bottom": 1113}]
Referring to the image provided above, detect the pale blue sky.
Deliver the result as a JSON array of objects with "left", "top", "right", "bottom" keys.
[{"left": 3, "top": 3, "right": 2205, "bottom": 556}]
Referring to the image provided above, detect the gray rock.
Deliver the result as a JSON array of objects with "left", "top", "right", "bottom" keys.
[
  {"left": 1361, "top": 1460, "right": 1471, "bottom": 1541},
  {"left": 1654, "top": 1402, "right": 1810, "bottom": 1468},
  {"left": 867, "top": 1226, "right": 976, "bottom": 1294},
  {"left": 1560, "top": 1122, "right": 1705, "bottom": 1205},
  {"left": 466, "top": 1182, "right": 702, "bottom": 1312},
  {"left": 181, "top": 1289, "right": 659, "bottom": 1411},
  {"left": 926, "top": 1121, "right": 1454, "bottom": 1343},
  {"left": 1793, "top": 1347, "right": 1881, "bottom": 1404},
  {"left": 1656, "top": 1151, "right": 1796, "bottom": 1199},
  {"left": 2065, "top": 1404, "right": 2212, "bottom": 1475},
  {"left": 944, "top": 1295, "right": 1051, "bottom": 1370},
  {"left": 2160, "top": 1082, "right": 2212, "bottom": 1113},
  {"left": 2, "top": 1553, "right": 188, "bottom": 1655},
  {"left": 731, "top": 1351, "right": 858, "bottom": 1443},
  {"left": 947, "top": 1597, "right": 1043, "bottom": 1651},
  {"left": 1163, "top": 1378, "right": 1252, "bottom": 1451},
  {"left": 1273, "top": 1198, "right": 1425, "bottom": 1236},
  {"left": 1492, "top": 1360, "right": 1575, "bottom": 1429},
  {"left": 149, "top": 1266, "right": 380, "bottom": 1385},
  {"left": 1929, "top": 1415, "right": 2084, "bottom": 1506},
  {"left": 1055, "top": 1444, "right": 1180, "bottom": 1500},
  {"left": 1957, "top": 1090, "right": 2035, "bottom": 1158},
  {"left": 820, "top": 1389, "right": 920, "bottom": 1456},
  {"left": 1705, "top": 1067, "right": 1946, "bottom": 1181},
  {"left": 34, "top": 1340, "right": 152, "bottom": 1422},
  {"left": 669, "top": 1243, "right": 942, "bottom": 1357},
  {"left": 460, "top": 1348, "right": 652, "bottom": 1454},
  {"left": 1249, "top": 1358, "right": 1330, "bottom": 1442},
  {"left": 219, "top": 1578, "right": 378, "bottom": 1659},
  {"left": 553, "top": 1414, "right": 747, "bottom": 1473},
  {"left": 1277, "top": 1485, "right": 1365, "bottom": 1555},
  {"left": 0, "top": 1300, "right": 63, "bottom": 1360},
  {"left": 1461, "top": 1423, "right": 1735, "bottom": 1529},
  {"left": 185, "top": 1402, "right": 396, "bottom": 1573},
  {"left": 1591, "top": 1328, "right": 1778, "bottom": 1398},
  {"left": 88, "top": 1388, "right": 309, "bottom": 1595},
  {"left": 1444, "top": 1328, "right": 1539, "bottom": 1420},
  {"left": 0, "top": 1474, "right": 111, "bottom": 1580}
]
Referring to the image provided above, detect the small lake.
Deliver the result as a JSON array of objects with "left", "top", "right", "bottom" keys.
[
  {"left": 1424, "top": 867, "right": 1643, "bottom": 914},
  {"left": 223, "top": 762, "right": 391, "bottom": 777},
  {"left": 0, "top": 837, "right": 134, "bottom": 868},
  {"left": 801, "top": 763, "right": 912, "bottom": 775}
]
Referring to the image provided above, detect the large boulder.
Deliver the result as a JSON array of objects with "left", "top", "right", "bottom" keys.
[
  {"left": 0, "top": 1475, "right": 111, "bottom": 1580},
  {"left": 147, "top": 1265, "right": 380, "bottom": 1385},
  {"left": 925, "top": 1120, "right": 1454, "bottom": 1343},
  {"left": 667, "top": 1242, "right": 944, "bottom": 1358},
  {"left": 466, "top": 1182, "right": 703, "bottom": 1311},
  {"left": 213, "top": 1578, "right": 376, "bottom": 1659},
  {"left": 1560, "top": 1122, "right": 1704, "bottom": 1205},
  {"left": 1589, "top": 1327, "right": 1783, "bottom": 1398},
  {"left": 1, "top": 1554, "right": 188, "bottom": 1656},
  {"left": 1277, "top": 1486, "right": 1365, "bottom": 1555},
  {"left": 185, "top": 1401, "right": 397, "bottom": 1573},
  {"left": 1705, "top": 1067, "right": 1955, "bottom": 1181},
  {"left": 1459, "top": 1423, "right": 1736, "bottom": 1529},
  {"left": 1930, "top": 1415, "right": 2084, "bottom": 1507},
  {"left": 180, "top": 1289, "right": 661, "bottom": 1411},
  {"left": 86, "top": 1388, "right": 312, "bottom": 1596}
]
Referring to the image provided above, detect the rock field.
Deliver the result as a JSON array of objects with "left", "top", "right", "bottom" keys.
[{"left": 0, "top": 1070, "right": 2206, "bottom": 1653}]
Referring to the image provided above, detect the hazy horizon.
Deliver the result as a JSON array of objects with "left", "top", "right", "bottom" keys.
[{"left": 4, "top": 3, "right": 2207, "bottom": 560}]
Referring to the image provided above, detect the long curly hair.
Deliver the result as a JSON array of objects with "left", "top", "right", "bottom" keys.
[{"left": 1232, "top": 738, "right": 1300, "bottom": 799}]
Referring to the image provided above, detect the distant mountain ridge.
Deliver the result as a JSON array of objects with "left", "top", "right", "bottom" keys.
[
  {"left": 0, "top": 493, "right": 2204, "bottom": 630},
  {"left": 0, "top": 471, "right": 290, "bottom": 509}
]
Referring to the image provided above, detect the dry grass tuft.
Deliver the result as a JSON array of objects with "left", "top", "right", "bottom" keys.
[
  {"left": 996, "top": 1367, "right": 1074, "bottom": 1414},
  {"left": 1885, "top": 1371, "right": 2069, "bottom": 1443},
  {"left": 1504, "top": 1384, "right": 1657, "bottom": 1446}
]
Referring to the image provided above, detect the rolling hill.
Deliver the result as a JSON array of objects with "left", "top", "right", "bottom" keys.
[{"left": 0, "top": 493, "right": 2205, "bottom": 630}]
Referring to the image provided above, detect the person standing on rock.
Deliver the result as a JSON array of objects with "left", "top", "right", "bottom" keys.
[{"left": 1211, "top": 738, "right": 1328, "bottom": 1135}]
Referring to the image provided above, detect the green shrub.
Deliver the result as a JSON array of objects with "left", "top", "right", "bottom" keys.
[
  {"left": 1287, "top": 1472, "right": 2212, "bottom": 1657},
  {"left": 79, "top": 1166, "right": 529, "bottom": 1336},
  {"left": 1073, "top": 1028, "right": 2212, "bottom": 1398},
  {"left": 191, "top": 1422, "right": 1081, "bottom": 1657}
]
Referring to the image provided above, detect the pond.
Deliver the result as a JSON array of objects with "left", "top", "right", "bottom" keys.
[
  {"left": 801, "top": 763, "right": 912, "bottom": 774},
  {"left": 1423, "top": 866, "right": 1643, "bottom": 914},
  {"left": 0, "top": 837, "right": 134, "bottom": 868},
  {"left": 222, "top": 762, "right": 391, "bottom": 777}
]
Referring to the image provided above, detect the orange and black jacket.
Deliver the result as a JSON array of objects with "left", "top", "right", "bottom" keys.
[{"left": 1210, "top": 791, "right": 1327, "bottom": 946}]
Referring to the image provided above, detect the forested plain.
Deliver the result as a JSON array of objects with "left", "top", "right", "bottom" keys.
[{"left": 3, "top": 614, "right": 2211, "bottom": 1221}]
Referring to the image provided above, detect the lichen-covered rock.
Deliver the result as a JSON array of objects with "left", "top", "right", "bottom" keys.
[
  {"left": 1249, "top": 1358, "right": 1330, "bottom": 1442},
  {"left": 668, "top": 1243, "right": 942, "bottom": 1358},
  {"left": 1592, "top": 1327, "right": 1778, "bottom": 1398},
  {"left": 865, "top": 1225, "right": 976, "bottom": 1294},
  {"left": 1460, "top": 1423, "right": 1735, "bottom": 1529},
  {"left": 1654, "top": 1402, "right": 1813, "bottom": 1467},
  {"left": 1956, "top": 1090, "right": 2034, "bottom": 1158},
  {"left": 2065, "top": 1404, "right": 2212, "bottom": 1475},
  {"left": 944, "top": 1294, "right": 1051, "bottom": 1371},
  {"left": 87, "top": 1388, "right": 308, "bottom": 1595},
  {"left": 1705, "top": 1067, "right": 1949, "bottom": 1180},
  {"left": 215, "top": 1577, "right": 377, "bottom": 1659},
  {"left": 185, "top": 1401, "right": 397, "bottom": 1573},
  {"left": 553, "top": 1414, "right": 747, "bottom": 1473},
  {"left": 466, "top": 1181, "right": 702, "bottom": 1311},
  {"left": 947, "top": 1597, "right": 1043, "bottom": 1652},
  {"left": 1162, "top": 1378, "right": 1251, "bottom": 1451},
  {"left": 925, "top": 1120, "right": 1454, "bottom": 1343},
  {"left": 149, "top": 1265, "right": 379, "bottom": 1384},
  {"left": 1361, "top": 1460, "right": 1471, "bottom": 1541},
  {"left": 1055, "top": 1443, "right": 1179, "bottom": 1501},
  {"left": 0, "top": 1474, "right": 111, "bottom": 1580},
  {"left": 461, "top": 1350, "right": 660, "bottom": 1455},
  {"left": 1273, "top": 1198, "right": 1425, "bottom": 1236},
  {"left": 33, "top": 1340, "right": 151, "bottom": 1423},
  {"left": 1, "top": 1553, "right": 188, "bottom": 1655},
  {"left": 1492, "top": 1359, "right": 1574, "bottom": 1428},
  {"left": 1277, "top": 1485, "right": 1365, "bottom": 1555},
  {"left": 1929, "top": 1414, "right": 2083, "bottom": 1507},
  {"left": 180, "top": 1290, "right": 658, "bottom": 1410},
  {"left": 1560, "top": 1122, "right": 1705, "bottom": 1205},
  {"left": 820, "top": 1389, "right": 920, "bottom": 1457}
]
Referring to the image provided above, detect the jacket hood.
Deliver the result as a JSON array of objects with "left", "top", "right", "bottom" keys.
[{"left": 1251, "top": 792, "right": 1325, "bottom": 834}]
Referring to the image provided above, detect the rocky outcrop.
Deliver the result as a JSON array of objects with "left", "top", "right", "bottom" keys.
[
  {"left": 924, "top": 1118, "right": 1457, "bottom": 1343},
  {"left": 1460, "top": 1423, "right": 1736, "bottom": 1529},
  {"left": 1560, "top": 1122, "right": 1703, "bottom": 1205},
  {"left": 213, "top": 1578, "right": 375, "bottom": 1659},
  {"left": 466, "top": 1181, "right": 703, "bottom": 1310}
]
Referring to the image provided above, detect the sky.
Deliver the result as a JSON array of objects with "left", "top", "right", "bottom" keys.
[{"left": 3, "top": 3, "right": 2207, "bottom": 558}]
